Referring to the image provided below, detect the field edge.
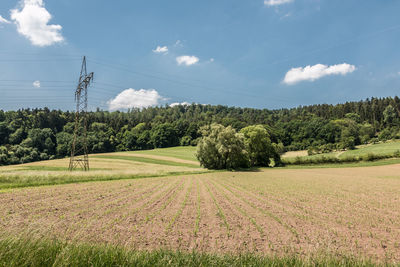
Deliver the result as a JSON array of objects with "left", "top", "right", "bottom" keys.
[{"left": 0, "top": 234, "right": 383, "bottom": 267}]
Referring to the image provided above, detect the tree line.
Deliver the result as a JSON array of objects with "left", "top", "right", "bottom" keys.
[{"left": 0, "top": 96, "right": 400, "bottom": 166}]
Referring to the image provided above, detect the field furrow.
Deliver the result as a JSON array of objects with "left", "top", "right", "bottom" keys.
[{"left": 1, "top": 164, "right": 400, "bottom": 263}]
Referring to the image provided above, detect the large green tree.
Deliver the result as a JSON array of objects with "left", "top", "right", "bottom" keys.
[
  {"left": 196, "top": 124, "right": 249, "bottom": 170},
  {"left": 240, "top": 125, "right": 281, "bottom": 167}
]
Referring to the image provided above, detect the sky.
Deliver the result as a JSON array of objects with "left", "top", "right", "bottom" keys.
[{"left": 0, "top": 0, "right": 400, "bottom": 111}]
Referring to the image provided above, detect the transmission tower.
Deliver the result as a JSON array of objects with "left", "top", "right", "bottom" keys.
[{"left": 69, "top": 56, "right": 94, "bottom": 171}]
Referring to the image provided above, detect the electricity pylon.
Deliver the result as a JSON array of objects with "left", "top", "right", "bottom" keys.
[{"left": 69, "top": 56, "right": 94, "bottom": 171}]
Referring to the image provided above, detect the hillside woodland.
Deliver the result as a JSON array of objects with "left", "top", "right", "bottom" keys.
[{"left": 0, "top": 96, "right": 400, "bottom": 166}]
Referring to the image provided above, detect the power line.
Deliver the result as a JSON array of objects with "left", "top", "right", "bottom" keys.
[
  {"left": 0, "top": 80, "right": 75, "bottom": 83},
  {"left": 88, "top": 59, "right": 296, "bottom": 103}
]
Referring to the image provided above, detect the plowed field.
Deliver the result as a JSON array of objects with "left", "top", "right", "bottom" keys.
[{"left": 1, "top": 164, "right": 400, "bottom": 263}]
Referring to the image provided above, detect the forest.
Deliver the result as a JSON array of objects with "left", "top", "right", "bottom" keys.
[{"left": 0, "top": 96, "right": 400, "bottom": 166}]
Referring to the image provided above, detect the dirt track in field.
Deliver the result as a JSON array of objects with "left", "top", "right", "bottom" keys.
[{"left": 1, "top": 164, "right": 400, "bottom": 263}]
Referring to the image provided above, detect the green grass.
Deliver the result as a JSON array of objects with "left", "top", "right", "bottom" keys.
[
  {"left": 92, "top": 154, "right": 200, "bottom": 168},
  {"left": 282, "top": 141, "right": 400, "bottom": 167},
  {"left": 0, "top": 235, "right": 381, "bottom": 267},
  {"left": 129, "top": 146, "right": 198, "bottom": 161},
  {"left": 339, "top": 141, "right": 400, "bottom": 158},
  {"left": 0, "top": 170, "right": 210, "bottom": 191}
]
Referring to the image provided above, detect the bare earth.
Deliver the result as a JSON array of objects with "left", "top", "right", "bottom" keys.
[{"left": 1, "top": 164, "right": 400, "bottom": 263}]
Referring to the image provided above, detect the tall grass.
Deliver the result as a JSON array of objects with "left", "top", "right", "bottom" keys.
[
  {"left": 283, "top": 150, "right": 400, "bottom": 166},
  {"left": 0, "top": 235, "right": 380, "bottom": 267}
]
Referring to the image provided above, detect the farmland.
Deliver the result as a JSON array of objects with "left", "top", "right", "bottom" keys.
[
  {"left": 1, "top": 146, "right": 400, "bottom": 265},
  {"left": 0, "top": 148, "right": 203, "bottom": 190},
  {"left": 282, "top": 140, "right": 400, "bottom": 167}
]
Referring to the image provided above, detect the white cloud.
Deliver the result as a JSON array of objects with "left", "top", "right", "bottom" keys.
[
  {"left": 10, "top": 0, "right": 64, "bottom": 47},
  {"left": 209, "top": 58, "right": 215, "bottom": 62},
  {"left": 169, "top": 102, "right": 191, "bottom": 107},
  {"left": 0, "top": 15, "right": 11, "bottom": 24},
  {"left": 153, "top": 45, "right": 168, "bottom": 54},
  {"left": 33, "top": 80, "right": 40, "bottom": 88},
  {"left": 283, "top": 63, "right": 356, "bottom": 85},
  {"left": 264, "top": 0, "right": 294, "bottom": 6},
  {"left": 108, "top": 88, "right": 164, "bottom": 111},
  {"left": 176, "top": 55, "right": 199, "bottom": 66}
]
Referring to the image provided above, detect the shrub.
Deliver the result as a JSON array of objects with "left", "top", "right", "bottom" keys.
[
  {"left": 378, "top": 128, "right": 392, "bottom": 141},
  {"left": 180, "top": 136, "right": 192, "bottom": 146},
  {"left": 40, "top": 153, "right": 49, "bottom": 160}
]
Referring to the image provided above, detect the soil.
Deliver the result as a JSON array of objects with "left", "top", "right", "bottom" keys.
[{"left": 1, "top": 164, "right": 399, "bottom": 263}]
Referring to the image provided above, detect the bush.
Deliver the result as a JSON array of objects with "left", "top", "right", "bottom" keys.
[
  {"left": 180, "top": 136, "right": 192, "bottom": 146},
  {"left": 272, "top": 142, "right": 285, "bottom": 155},
  {"left": 40, "top": 153, "right": 49, "bottom": 160},
  {"left": 307, "top": 147, "right": 317, "bottom": 156},
  {"left": 378, "top": 128, "right": 392, "bottom": 141}
]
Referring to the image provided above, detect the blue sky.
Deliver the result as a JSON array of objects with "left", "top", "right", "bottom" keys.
[{"left": 0, "top": 0, "right": 400, "bottom": 111}]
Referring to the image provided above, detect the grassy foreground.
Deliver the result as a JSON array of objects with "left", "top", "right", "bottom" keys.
[{"left": 0, "top": 236, "right": 379, "bottom": 267}]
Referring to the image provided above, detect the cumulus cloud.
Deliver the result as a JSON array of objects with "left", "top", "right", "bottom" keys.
[
  {"left": 176, "top": 55, "right": 199, "bottom": 66},
  {"left": 153, "top": 45, "right": 168, "bottom": 54},
  {"left": 264, "top": 0, "right": 294, "bottom": 6},
  {"left": 283, "top": 63, "right": 356, "bottom": 85},
  {"left": 108, "top": 88, "right": 164, "bottom": 111},
  {"left": 0, "top": 15, "right": 11, "bottom": 24},
  {"left": 10, "top": 0, "right": 64, "bottom": 46},
  {"left": 33, "top": 80, "right": 41, "bottom": 88},
  {"left": 169, "top": 102, "right": 191, "bottom": 107}
]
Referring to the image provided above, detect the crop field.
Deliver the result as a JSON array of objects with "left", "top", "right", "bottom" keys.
[
  {"left": 1, "top": 157, "right": 400, "bottom": 265},
  {"left": 0, "top": 148, "right": 203, "bottom": 190}
]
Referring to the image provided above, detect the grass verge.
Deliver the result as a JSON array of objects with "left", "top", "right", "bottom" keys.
[{"left": 0, "top": 235, "right": 382, "bottom": 267}]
